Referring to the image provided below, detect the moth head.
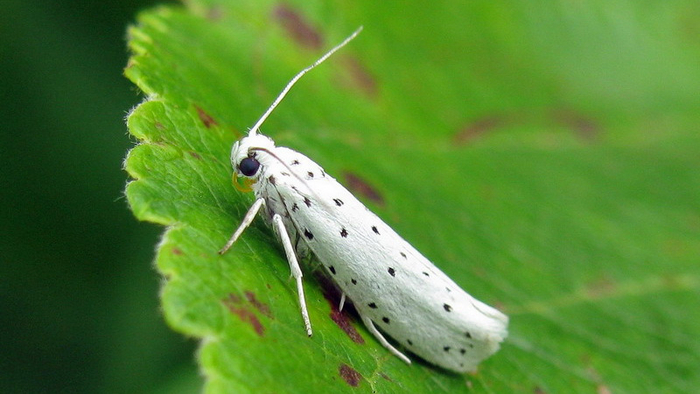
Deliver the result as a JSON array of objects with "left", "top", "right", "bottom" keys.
[{"left": 230, "top": 134, "right": 276, "bottom": 178}]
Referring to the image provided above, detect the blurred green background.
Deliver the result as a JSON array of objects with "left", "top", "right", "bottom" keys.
[{"left": 1, "top": 1, "right": 200, "bottom": 393}]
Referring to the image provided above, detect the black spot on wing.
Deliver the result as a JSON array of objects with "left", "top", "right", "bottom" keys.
[
  {"left": 340, "top": 228, "right": 348, "bottom": 237},
  {"left": 407, "top": 339, "right": 413, "bottom": 346},
  {"left": 303, "top": 196, "right": 312, "bottom": 207},
  {"left": 333, "top": 198, "right": 344, "bottom": 206},
  {"left": 382, "top": 317, "right": 390, "bottom": 324},
  {"left": 368, "top": 302, "right": 377, "bottom": 309},
  {"left": 351, "top": 278, "right": 357, "bottom": 285},
  {"left": 268, "top": 175, "right": 276, "bottom": 185},
  {"left": 443, "top": 346, "right": 451, "bottom": 352},
  {"left": 304, "top": 229, "right": 314, "bottom": 240},
  {"left": 328, "top": 266, "right": 336, "bottom": 275},
  {"left": 387, "top": 267, "right": 395, "bottom": 277},
  {"left": 371, "top": 226, "right": 380, "bottom": 234},
  {"left": 400, "top": 252, "right": 407, "bottom": 259},
  {"left": 291, "top": 160, "right": 300, "bottom": 165},
  {"left": 291, "top": 203, "right": 299, "bottom": 212},
  {"left": 459, "top": 348, "right": 466, "bottom": 355},
  {"left": 443, "top": 303, "right": 452, "bottom": 312},
  {"left": 307, "top": 171, "right": 314, "bottom": 179}
]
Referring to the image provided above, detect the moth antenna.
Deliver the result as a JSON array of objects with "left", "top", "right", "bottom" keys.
[{"left": 249, "top": 26, "right": 363, "bottom": 137}]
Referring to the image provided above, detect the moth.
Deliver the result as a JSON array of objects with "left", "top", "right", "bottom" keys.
[{"left": 220, "top": 27, "right": 508, "bottom": 373}]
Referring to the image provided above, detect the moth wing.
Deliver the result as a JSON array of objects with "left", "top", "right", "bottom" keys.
[{"left": 266, "top": 150, "right": 507, "bottom": 372}]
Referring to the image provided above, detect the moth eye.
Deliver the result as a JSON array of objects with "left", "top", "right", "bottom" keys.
[{"left": 238, "top": 156, "right": 260, "bottom": 177}]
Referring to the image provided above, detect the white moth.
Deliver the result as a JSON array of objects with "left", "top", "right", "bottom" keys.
[{"left": 219, "top": 27, "right": 508, "bottom": 373}]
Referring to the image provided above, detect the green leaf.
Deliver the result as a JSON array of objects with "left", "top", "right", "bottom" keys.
[{"left": 124, "top": 1, "right": 700, "bottom": 392}]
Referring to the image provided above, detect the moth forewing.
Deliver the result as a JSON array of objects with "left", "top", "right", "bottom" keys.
[{"left": 262, "top": 151, "right": 507, "bottom": 372}]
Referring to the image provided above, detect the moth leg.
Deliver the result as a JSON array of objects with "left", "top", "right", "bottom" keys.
[
  {"left": 272, "top": 214, "right": 313, "bottom": 337},
  {"left": 219, "top": 198, "right": 265, "bottom": 254},
  {"left": 339, "top": 293, "right": 346, "bottom": 312},
  {"left": 361, "top": 315, "right": 411, "bottom": 364}
]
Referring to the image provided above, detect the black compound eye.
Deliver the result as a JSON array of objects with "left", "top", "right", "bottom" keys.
[{"left": 238, "top": 156, "right": 260, "bottom": 177}]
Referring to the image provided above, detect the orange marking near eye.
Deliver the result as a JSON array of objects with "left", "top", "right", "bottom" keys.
[{"left": 233, "top": 174, "right": 255, "bottom": 192}]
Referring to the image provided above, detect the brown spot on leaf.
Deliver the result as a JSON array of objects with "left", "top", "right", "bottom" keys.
[
  {"left": 330, "top": 309, "right": 364, "bottom": 344},
  {"left": 195, "top": 105, "right": 218, "bottom": 128},
  {"left": 273, "top": 4, "right": 322, "bottom": 49},
  {"left": 244, "top": 290, "right": 272, "bottom": 318},
  {"left": 205, "top": 5, "right": 225, "bottom": 21},
  {"left": 339, "top": 363, "right": 362, "bottom": 387},
  {"left": 585, "top": 276, "right": 617, "bottom": 298},
  {"left": 551, "top": 108, "right": 599, "bottom": 141},
  {"left": 533, "top": 386, "right": 547, "bottom": 394},
  {"left": 597, "top": 385, "right": 612, "bottom": 394},
  {"left": 315, "top": 272, "right": 364, "bottom": 344},
  {"left": 453, "top": 115, "right": 506, "bottom": 145},
  {"left": 188, "top": 151, "right": 202, "bottom": 160},
  {"left": 453, "top": 109, "right": 601, "bottom": 145},
  {"left": 342, "top": 171, "right": 384, "bottom": 206},
  {"left": 171, "top": 247, "right": 183, "bottom": 255},
  {"left": 223, "top": 293, "right": 265, "bottom": 336},
  {"left": 343, "top": 56, "right": 377, "bottom": 98}
]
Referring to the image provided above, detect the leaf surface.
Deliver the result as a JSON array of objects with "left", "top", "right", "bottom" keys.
[{"left": 124, "top": 1, "right": 700, "bottom": 392}]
